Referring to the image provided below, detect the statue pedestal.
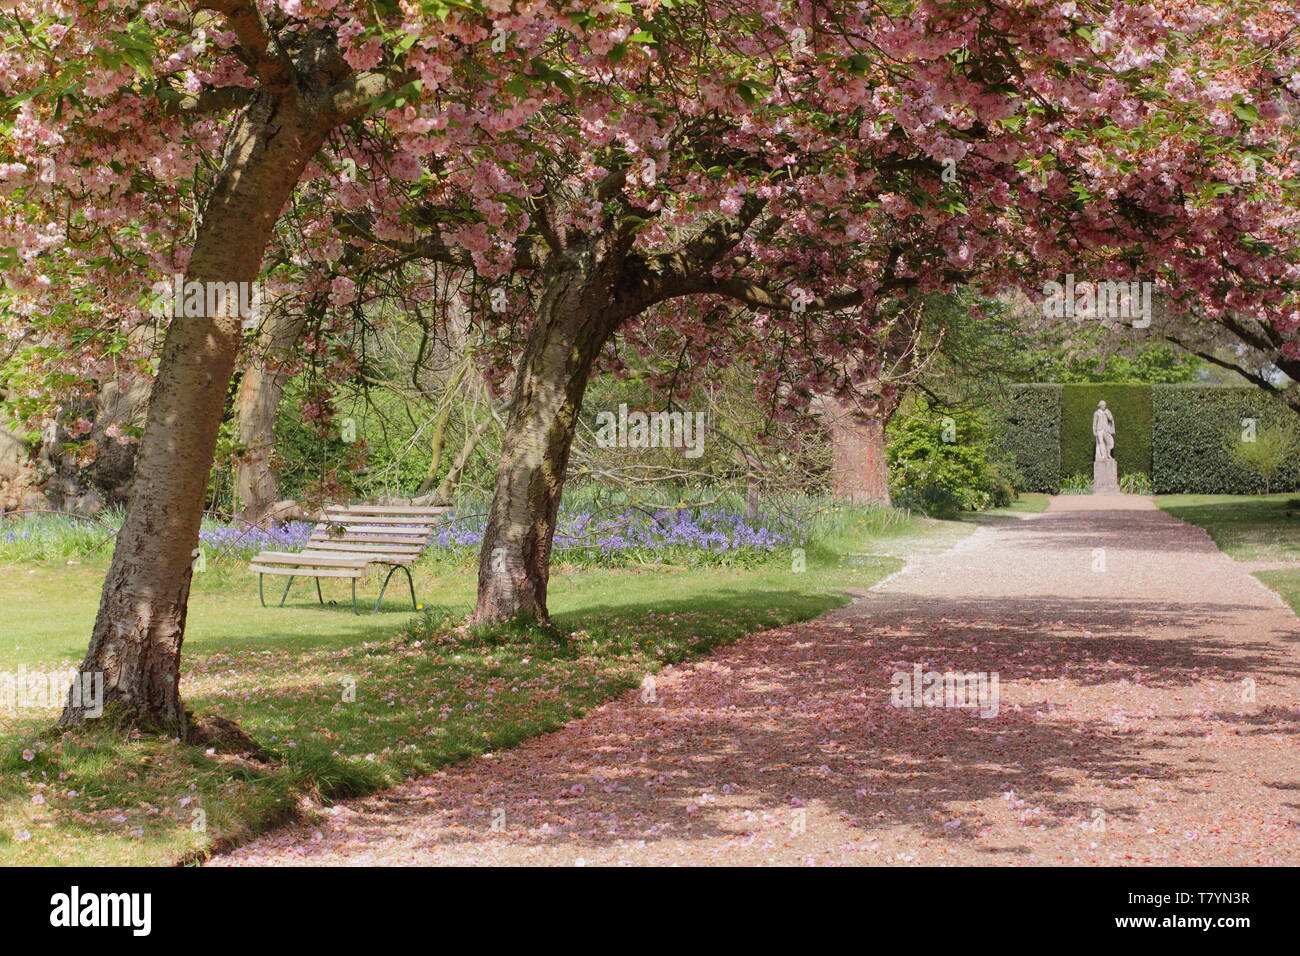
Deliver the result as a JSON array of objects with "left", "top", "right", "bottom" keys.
[{"left": 1093, "top": 459, "right": 1119, "bottom": 495}]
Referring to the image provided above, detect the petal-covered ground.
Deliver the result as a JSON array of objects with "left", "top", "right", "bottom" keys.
[{"left": 213, "top": 496, "right": 1300, "bottom": 866}]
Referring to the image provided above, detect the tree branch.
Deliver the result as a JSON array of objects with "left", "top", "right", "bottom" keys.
[
  {"left": 1165, "top": 335, "right": 1280, "bottom": 392},
  {"left": 669, "top": 276, "right": 865, "bottom": 313},
  {"left": 163, "top": 85, "right": 254, "bottom": 115},
  {"left": 194, "top": 0, "right": 297, "bottom": 98},
  {"left": 324, "top": 69, "right": 406, "bottom": 122},
  {"left": 658, "top": 195, "right": 767, "bottom": 276}
]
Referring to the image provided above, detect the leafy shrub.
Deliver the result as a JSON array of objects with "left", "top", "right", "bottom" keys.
[
  {"left": 1119, "top": 471, "right": 1153, "bottom": 495},
  {"left": 887, "top": 402, "right": 1018, "bottom": 513},
  {"left": 1059, "top": 473, "right": 1093, "bottom": 495},
  {"left": 1227, "top": 422, "right": 1299, "bottom": 494},
  {"left": 890, "top": 484, "right": 963, "bottom": 518}
]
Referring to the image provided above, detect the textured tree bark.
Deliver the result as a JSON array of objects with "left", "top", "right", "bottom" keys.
[
  {"left": 233, "top": 307, "right": 308, "bottom": 525},
  {"left": 0, "top": 424, "right": 35, "bottom": 511},
  {"left": 833, "top": 413, "right": 891, "bottom": 504},
  {"left": 26, "top": 373, "right": 151, "bottom": 515},
  {"left": 62, "top": 99, "right": 329, "bottom": 732},
  {"left": 824, "top": 399, "right": 896, "bottom": 505},
  {"left": 471, "top": 272, "right": 615, "bottom": 625}
]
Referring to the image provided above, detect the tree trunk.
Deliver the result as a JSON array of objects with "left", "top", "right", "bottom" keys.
[
  {"left": 413, "top": 409, "right": 453, "bottom": 497},
  {"left": 0, "top": 425, "right": 37, "bottom": 512},
  {"left": 27, "top": 371, "right": 151, "bottom": 515},
  {"left": 824, "top": 399, "right": 895, "bottom": 505},
  {"left": 62, "top": 100, "right": 329, "bottom": 733},
  {"left": 743, "top": 453, "right": 761, "bottom": 519},
  {"left": 234, "top": 307, "right": 308, "bottom": 525},
  {"left": 414, "top": 361, "right": 469, "bottom": 496},
  {"left": 433, "top": 417, "right": 491, "bottom": 505},
  {"left": 471, "top": 273, "right": 614, "bottom": 625},
  {"left": 87, "top": 375, "right": 152, "bottom": 507}
]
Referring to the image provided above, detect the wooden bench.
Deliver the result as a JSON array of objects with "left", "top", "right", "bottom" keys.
[{"left": 250, "top": 504, "right": 450, "bottom": 613}]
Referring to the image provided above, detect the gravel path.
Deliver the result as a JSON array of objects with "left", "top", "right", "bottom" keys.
[{"left": 214, "top": 495, "right": 1300, "bottom": 866}]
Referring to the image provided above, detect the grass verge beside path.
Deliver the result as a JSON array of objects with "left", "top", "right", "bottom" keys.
[
  {"left": 1253, "top": 569, "right": 1300, "bottom": 617},
  {"left": 0, "top": 505, "right": 967, "bottom": 865},
  {"left": 981, "top": 492, "right": 1051, "bottom": 518},
  {"left": 1156, "top": 492, "right": 1300, "bottom": 615}
]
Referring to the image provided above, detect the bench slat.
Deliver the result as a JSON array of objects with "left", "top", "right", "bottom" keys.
[
  {"left": 252, "top": 552, "right": 368, "bottom": 568},
  {"left": 305, "top": 540, "right": 424, "bottom": 554},
  {"left": 301, "top": 549, "right": 416, "bottom": 565},
  {"left": 250, "top": 564, "right": 364, "bottom": 578},
  {"left": 314, "top": 523, "right": 433, "bottom": 529},
  {"left": 325, "top": 505, "right": 451, "bottom": 515},
  {"left": 310, "top": 539, "right": 432, "bottom": 550},
  {"left": 306, "top": 535, "right": 428, "bottom": 548},
  {"left": 321, "top": 517, "right": 441, "bottom": 528},
  {"left": 312, "top": 528, "right": 434, "bottom": 541}
]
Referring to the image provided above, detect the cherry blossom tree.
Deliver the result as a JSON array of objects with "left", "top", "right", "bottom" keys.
[
  {"left": 0, "top": 0, "right": 1297, "bottom": 733},
  {"left": 0, "top": 0, "right": 587, "bottom": 731},
  {"left": 345, "top": 0, "right": 1300, "bottom": 624}
]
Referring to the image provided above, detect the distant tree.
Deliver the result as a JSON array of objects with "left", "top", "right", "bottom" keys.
[{"left": 1228, "top": 422, "right": 1298, "bottom": 494}]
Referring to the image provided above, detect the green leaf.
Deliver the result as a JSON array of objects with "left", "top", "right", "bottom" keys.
[
  {"left": 844, "top": 54, "right": 871, "bottom": 76},
  {"left": 2, "top": 83, "right": 49, "bottom": 108},
  {"left": 124, "top": 48, "right": 153, "bottom": 77},
  {"left": 1231, "top": 101, "right": 1259, "bottom": 124}
]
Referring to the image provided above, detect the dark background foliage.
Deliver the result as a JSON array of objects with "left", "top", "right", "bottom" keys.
[
  {"left": 1152, "top": 385, "right": 1300, "bottom": 494},
  {"left": 992, "top": 384, "right": 1062, "bottom": 493},
  {"left": 1060, "top": 383, "right": 1153, "bottom": 480}
]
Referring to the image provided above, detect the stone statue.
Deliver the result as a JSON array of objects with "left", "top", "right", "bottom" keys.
[{"left": 1093, "top": 400, "right": 1115, "bottom": 461}]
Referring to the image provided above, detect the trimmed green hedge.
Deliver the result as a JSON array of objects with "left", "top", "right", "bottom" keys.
[
  {"left": 993, "top": 382, "right": 1300, "bottom": 494},
  {"left": 994, "top": 384, "right": 1061, "bottom": 493},
  {"left": 1151, "top": 385, "right": 1300, "bottom": 494},
  {"left": 1060, "top": 383, "right": 1153, "bottom": 481}
]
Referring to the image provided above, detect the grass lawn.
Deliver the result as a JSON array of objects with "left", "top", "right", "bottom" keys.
[
  {"left": 0, "top": 504, "right": 968, "bottom": 865},
  {"left": 1253, "top": 569, "right": 1300, "bottom": 616},
  {"left": 1156, "top": 493, "right": 1300, "bottom": 562},
  {"left": 1156, "top": 492, "right": 1300, "bottom": 614},
  {"left": 984, "top": 492, "right": 1051, "bottom": 517}
]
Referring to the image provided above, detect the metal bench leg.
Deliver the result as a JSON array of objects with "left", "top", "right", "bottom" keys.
[
  {"left": 403, "top": 565, "right": 417, "bottom": 611},
  {"left": 315, "top": 577, "right": 324, "bottom": 604},
  {"left": 351, "top": 577, "right": 359, "bottom": 615},
  {"left": 370, "top": 565, "right": 417, "bottom": 614},
  {"left": 279, "top": 575, "right": 295, "bottom": 607},
  {"left": 373, "top": 565, "right": 398, "bottom": 614},
  {"left": 259, "top": 573, "right": 267, "bottom": 608}
]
